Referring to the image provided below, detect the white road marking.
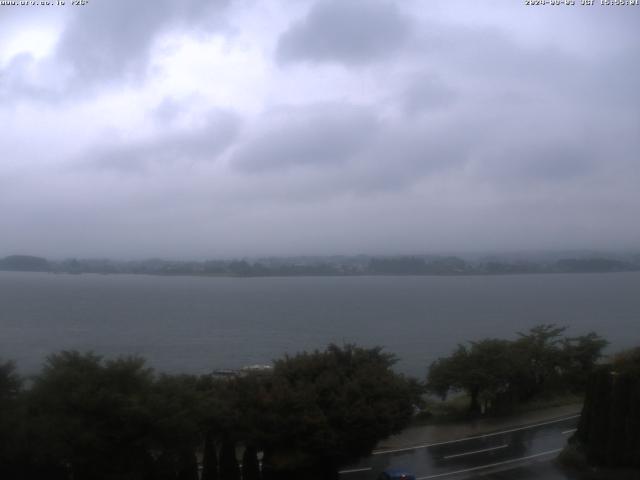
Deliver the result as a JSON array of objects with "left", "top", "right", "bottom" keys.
[
  {"left": 415, "top": 448, "right": 563, "bottom": 479},
  {"left": 443, "top": 443, "right": 509, "bottom": 460},
  {"left": 562, "top": 428, "right": 577, "bottom": 435},
  {"left": 372, "top": 414, "right": 580, "bottom": 455},
  {"left": 338, "top": 467, "right": 373, "bottom": 474}
]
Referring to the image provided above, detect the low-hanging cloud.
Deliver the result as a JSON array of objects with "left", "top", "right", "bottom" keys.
[
  {"left": 232, "top": 103, "right": 379, "bottom": 173},
  {"left": 79, "top": 109, "right": 240, "bottom": 173}
]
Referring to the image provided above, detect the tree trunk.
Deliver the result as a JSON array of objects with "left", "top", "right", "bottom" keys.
[
  {"left": 201, "top": 433, "right": 218, "bottom": 480},
  {"left": 177, "top": 449, "right": 199, "bottom": 480},
  {"left": 219, "top": 440, "right": 240, "bottom": 480},
  {"left": 468, "top": 386, "right": 481, "bottom": 415},
  {"left": 154, "top": 451, "right": 178, "bottom": 480},
  {"left": 576, "top": 366, "right": 640, "bottom": 468},
  {"left": 242, "top": 445, "right": 260, "bottom": 480}
]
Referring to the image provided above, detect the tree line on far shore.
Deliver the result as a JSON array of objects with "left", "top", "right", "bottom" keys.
[
  {"left": 0, "top": 325, "right": 610, "bottom": 480},
  {"left": 2, "top": 253, "right": 639, "bottom": 277}
]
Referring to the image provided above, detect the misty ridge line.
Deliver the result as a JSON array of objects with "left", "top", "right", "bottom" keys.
[{"left": 1, "top": 252, "right": 639, "bottom": 278}]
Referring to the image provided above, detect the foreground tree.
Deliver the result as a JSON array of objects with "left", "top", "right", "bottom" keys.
[
  {"left": 560, "top": 332, "right": 609, "bottom": 392},
  {"left": 201, "top": 432, "right": 219, "bottom": 480},
  {"left": 2, "top": 345, "right": 420, "bottom": 479},
  {"left": 259, "top": 344, "right": 420, "bottom": 478},
  {"left": 428, "top": 325, "right": 608, "bottom": 415},
  {"left": 148, "top": 373, "right": 207, "bottom": 479},
  {"left": 427, "top": 340, "right": 514, "bottom": 414},
  {"left": 0, "top": 360, "right": 26, "bottom": 479},
  {"left": 510, "top": 324, "right": 568, "bottom": 400},
  {"left": 27, "top": 351, "right": 156, "bottom": 480},
  {"left": 572, "top": 347, "right": 640, "bottom": 469}
]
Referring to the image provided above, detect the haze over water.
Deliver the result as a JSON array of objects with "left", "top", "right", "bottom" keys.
[{"left": 2, "top": 270, "right": 638, "bottom": 378}]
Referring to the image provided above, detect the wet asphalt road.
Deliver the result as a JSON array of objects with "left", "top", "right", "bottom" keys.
[{"left": 339, "top": 415, "right": 580, "bottom": 480}]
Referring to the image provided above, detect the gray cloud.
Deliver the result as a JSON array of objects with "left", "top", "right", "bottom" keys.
[
  {"left": 82, "top": 109, "right": 240, "bottom": 173},
  {"left": 232, "top": 104, "right": 378, "bottom": 173},
  {"left": 2, "top": 0, "right": 640, "bottom": 257},
  {"left": 228, "top": 107, "right": 474, "bottom": 204},
  {"left": 0, "top": 53, "right": 74, "bottom": 104},
  {"left": 276, "top": 0, "right": 412, "bottom": 65},
  {"left": 478, "top": 142, "right": 598, "bottom": 186},
  {"left": 401, "top": 73, "right": 457, "bottom": 115},
  {"left": 54, "top": 0, "right": 230, "bottom": 84},
  {"left": 0, "top": 0, "right": 231, "bottom": 103}
]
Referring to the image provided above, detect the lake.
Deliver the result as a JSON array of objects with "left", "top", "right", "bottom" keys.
[{"left": 1, "top": 271, "right": 639, "bottom": 377}]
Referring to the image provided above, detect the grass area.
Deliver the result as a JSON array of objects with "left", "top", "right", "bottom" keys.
[
  {"left": 512, "top": 392, "right": 583, "bottom": 414},
  {"left": 412, "top": 392, "right": 584, "bottom": 426},
  {"left": 412, "top": 394, "right": 471, "bottom": 425}
]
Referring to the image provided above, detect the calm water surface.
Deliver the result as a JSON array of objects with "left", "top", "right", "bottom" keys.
[{"left": 1, "top": 271, "right": 639, "bottom": 377}]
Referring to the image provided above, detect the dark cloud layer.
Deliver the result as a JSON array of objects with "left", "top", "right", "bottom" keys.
[
  {"left": 55, "top": 0, "right": 230, "bottom": 83},
  {"left": 276, "top": 0, "right": 412, "bottom": 65}
]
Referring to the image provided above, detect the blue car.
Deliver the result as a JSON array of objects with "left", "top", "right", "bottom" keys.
[{"left": 377, "top": 469, "right": 416, "bottom": 480}]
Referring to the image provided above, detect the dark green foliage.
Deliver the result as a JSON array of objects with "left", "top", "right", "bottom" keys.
[
  {"left": 0, "top": 344, "right": 420, "bottom": 479},
  {"left": 148, "top": 374, "right": 205, "bottom": 456},
  {"left": 0, "top": 360, "right": 26, "bottom": 479},
  {"left": 427, "top": 325, "right": 607, "bottom": 414},
  {"left": 428, "top": 340, "right": 515, "bottom": 414},
  {"left": 575, "top": 347, "right": 640, "bottom": 468},
  {"left": 576, "top": 367, "right": 610, "bottom": 464},
  {"left": 0, "top": 254, "right": 50, "bottom": 272},
  {"left": 510, "top": 324, "right": 568, "bottom": 400},
  {"left": 27, "top": 351, "right": 156, "bottom": 480},
  {"left": 612, "top": 346, "right": 640, "bottom": 376},
  {"left": 561, "top": 332, "right": 609, "bottom": 392},
  {"left": 0, "top": 360, "right": 21, "bottom": 402},
  {"left": 260, "top": 344, "right": 419, "bottom": 473}
]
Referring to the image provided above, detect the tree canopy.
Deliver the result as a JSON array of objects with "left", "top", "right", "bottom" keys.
[
  {"left": 0, "top": 344, "right": 419, "bottom": 480},
  {"left": 259, "top": 344, "right": 419, "bottom": 473},
  {"left": 427, "top": 325, "right": 607, "bottom": 414}
]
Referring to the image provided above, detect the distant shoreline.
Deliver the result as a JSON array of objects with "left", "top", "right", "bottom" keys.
[{"left": 2, "top": 253, "right": 639, "bottom": 278}]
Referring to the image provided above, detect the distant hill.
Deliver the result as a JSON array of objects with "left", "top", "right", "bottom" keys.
[
  {"left": 0, "top": 255, "right": 50, "bottom": 272},
  {"left": 555, "top": 258, "right": 634, "bottom": 273}
]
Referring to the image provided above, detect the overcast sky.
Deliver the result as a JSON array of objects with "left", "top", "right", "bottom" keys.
[{"left": 1, "top": 0, "right": 638, "bottom": 259}]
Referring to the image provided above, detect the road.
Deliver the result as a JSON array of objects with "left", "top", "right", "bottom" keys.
[{"left": 339, "top": 415, "right": 580, "bottom": 480}]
